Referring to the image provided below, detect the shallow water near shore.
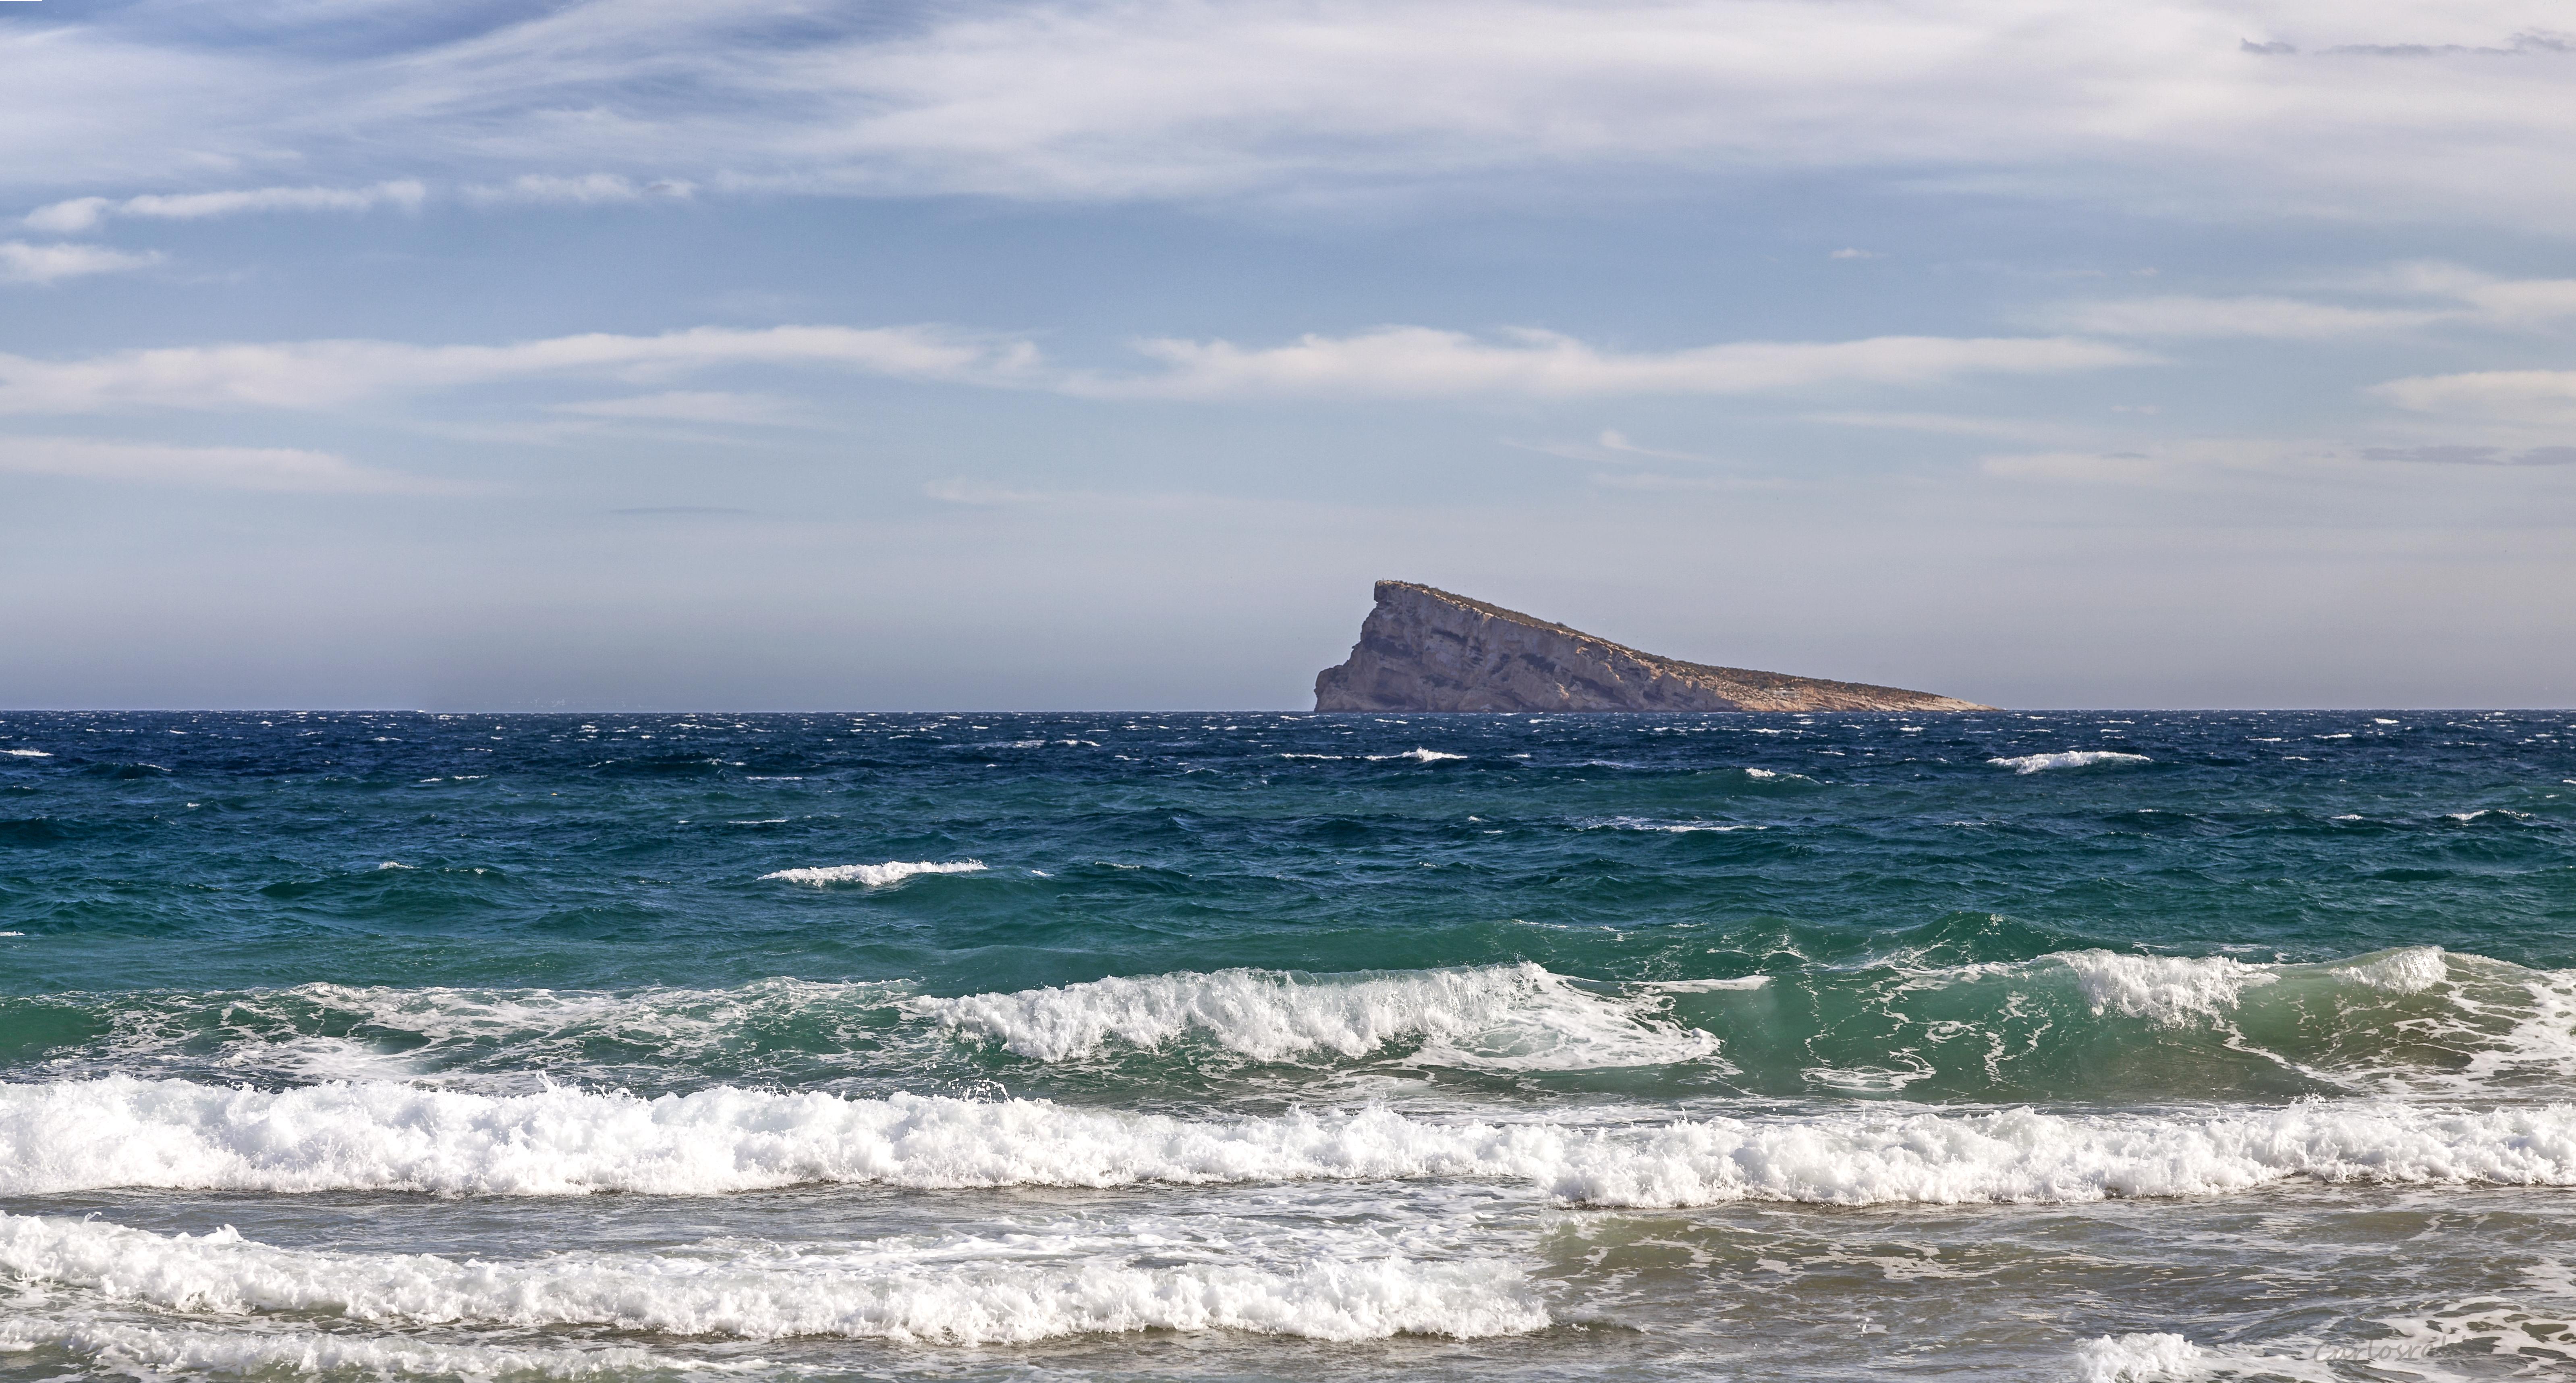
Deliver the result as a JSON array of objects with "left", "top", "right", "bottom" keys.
[{"left": 2, "top": 709, "right": 2572, "bottom": 1380}]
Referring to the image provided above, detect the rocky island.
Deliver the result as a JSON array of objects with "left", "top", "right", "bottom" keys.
[{"left": 1315, "top": 581, "right": 1993, "bottom": 712}]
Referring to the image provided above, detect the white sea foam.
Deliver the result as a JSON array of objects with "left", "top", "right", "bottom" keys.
[
  {"left": 8, "top": 1077, "right": 2576, "bottom": 1206},
  {"left": 1361, "top": 749, "right": 1464, "bottom": 763},
  {"left": 2329, "top": 945, "right": 2449, "bottom": 994},
  {"left": 0, "top": 1318, "right": 663, "bottom": 1379},
  {"left": 1581, "top": 816, "right": 1757, "bottom": 833},
  {"left": 0, "top": 1213, "right": 1544, "bottom": 1345},
  {"left": 22, "top": 978, "right": 917, "bottom": 1089},
  {"left": 2057, "top": 951, "right": 2277, "bottom": 1023},
  {"left": 1634, "top": 976, "right": 1770, "bottom": 993},
  {"left": 2074, "top": 1333, "right": 2206, "bottom": 1382},
  {"left": 2, "top": 749, "right": 50, "bottom": 758},
  {"left": 759, "top": 860, "right": 987, "bottom": 887},
  {"left": 1987, "top": 751, "right": 2152, "bottom": 774},
  {"left": 909, "top": 962, "right": 1719, "bottom": 1070}
]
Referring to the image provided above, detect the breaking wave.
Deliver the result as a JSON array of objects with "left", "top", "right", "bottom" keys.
[
  {"left": 0, "top": 1213, "right": 1544, "bottom": 1344},
  {"left": 908, "top": 961, "right": 1721, "bottom": 1070},
  {"left": 6, "top": 948, "right": 2568, "bottom": 1101},
  {"left": 1987, "top": 751, "right": 2153, "bottom": 774},
  {"left": 0, "top": 1318, "right": 665, "bottom": 1379},
  {"left": 758, "top": 860, "right": 987, "bottom": 887},
  {"left": 6, "top": 1076, "right": 2575, "bottom": 1206}
]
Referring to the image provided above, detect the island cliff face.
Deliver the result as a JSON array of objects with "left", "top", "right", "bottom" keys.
[{"left": 1314, "top": 581, "right": 1993, "bottom": 713}]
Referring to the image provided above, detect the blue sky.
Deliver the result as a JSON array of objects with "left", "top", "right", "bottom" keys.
[{"left": 3, "top": 0, "right": 2572, "bottom": 708}]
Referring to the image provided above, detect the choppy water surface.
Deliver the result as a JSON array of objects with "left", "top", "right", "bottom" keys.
[{"left": 2, "top": 710, "right": 2572, "bottom": 1381}]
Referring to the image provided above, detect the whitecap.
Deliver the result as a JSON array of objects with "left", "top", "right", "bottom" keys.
[
  {"left": 2074, "top": 1333, "right": 2205, "bottom": 1382},
  {"left": 760, "top": 860, "right": 987, "bottom": 887},
  {"left": 1634, "top": 976, "right": 1771, "bottom": 992},
  {"left": 1987, "top": 751, "right": 2152, "bottom": 774},
  {"left": 0, "top": 1317, "right": 663, "bottom": 1379},
  {"left": 2, "top": 749, "right": 50, "bottom": 758},
  {"left": 0, "top": 1212, "right": 1545, "bottom": 1345},
  {"left": 2056, "top": 951, "right": 2276, "bottom": 1022},
  {"left": 11, "top": 1076, "right": 2576, "bottom": 1206},
  {"left": 908, "top": 962, "right": 1719, "bottom": 1071},
  {"left": 1580, "top": 817, "right": 1757, "bottom": 833}
]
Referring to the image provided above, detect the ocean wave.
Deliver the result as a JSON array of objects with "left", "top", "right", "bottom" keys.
[
  {"left": 2, "top": 748, "right": 50, "bottom": 758},
  {"left": 0, "top": 1318, "right": 665, "bottom": 1379},
  {"left": 1987, "top": 751, "right": 2152, "bottom": 774},
  {"left": 0, "top": 1213, "right": 1544, "bottom": 1345},
  {"left": 758, "top": 860, "right": 986, "bottom": 887},
  {"left": 907, "top": 962, "right": 1720, "bottom": 1070},
  {"left": 1580, "top": 816, "right": 1760, "bottom": 833},
  {"left": 2074, "top": 1333, "right": 2205, "bottom": 1382},
  {"left": 0, "top": 977, "right": 915, "bottom": 1090},
  {"left": 6, "top": 1076, "right": 2576, "bottom": 1206},
  {"left": 10, "top": 947, "right": 2569, "bottom": 1101},
  {"left": 1763, "top": 945, "right": 2576, "bottom": 1099}
]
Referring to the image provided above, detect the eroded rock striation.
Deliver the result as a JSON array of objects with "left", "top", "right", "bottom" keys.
[{"left": 1314, "top": 581, "right": 1993, "bottom": 713}]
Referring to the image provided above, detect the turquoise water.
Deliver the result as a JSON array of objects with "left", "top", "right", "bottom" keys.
[{"left": 2, "top": 710, "right": 2573, "bottom": 1379}]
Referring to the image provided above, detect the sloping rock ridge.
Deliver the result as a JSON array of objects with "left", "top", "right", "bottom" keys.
[{"left": 1314, "top": 581, "right": 1994, "bottom": 712}]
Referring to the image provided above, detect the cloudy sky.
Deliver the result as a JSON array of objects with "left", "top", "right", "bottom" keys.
[{"left": 4, "top": 0, "right": 2572, "bottom": 708}]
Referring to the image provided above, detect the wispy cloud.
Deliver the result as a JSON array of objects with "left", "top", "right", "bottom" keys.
[
  {"left": 1806, "top": 410, "right": 2088, "bottom": 443},
  {"left": 2048, "top": 266, "right": 2576, "bottom": 340},
  {"left": 23, "top": 181, "right": 426, "bottom": 234},
  {"left": 2370, "top": 368, "right": 2576, "bottom": 424},
  {"left": 0, "top": 241, "right": 160, "bottom": 285},
  {"left": 549, "top": 391, "right": 804, "bottom": 425},
  {"left": 0, "top": 321, "right": 2144, "bottom": 414},
  {"left": 1503, "top": 428, "right": 1722, "bottom": 465},
  {"left": 462, "top": 174, "right": 694, "bottom": 206},
  {"left": 10, "top": 3, "right": 2576, "bottom": 231},
  {"left": 925, "top": 478, "right": 1053, "bottom": 505},
  {"left": 0, "top": 435, "right": 452, "bottom": 492},
  {"left": 2361, "top": 444, "right": 2576, "bottom": 466},
  {"left": 0, "top": 325, "right": 1044, "bottom": 414},
  {"left": 1074, "top": 327, "right": 2143, "bottom": 400},
  {"left": 2044, "top": 295, "right": 2445, "bottom": 340}
]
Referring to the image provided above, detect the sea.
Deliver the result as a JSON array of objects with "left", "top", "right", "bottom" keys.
[{"left": 1, "top": 709, "right": 2572, "bottom": 1382}]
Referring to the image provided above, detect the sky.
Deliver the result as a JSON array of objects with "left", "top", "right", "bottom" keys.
[{"left": 2, "top": 0, "right": 2572, "bottom": 710}]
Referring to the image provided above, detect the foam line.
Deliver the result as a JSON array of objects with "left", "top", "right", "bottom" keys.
[
  {"left": 909, "top": 961, "right": 1720, "bottom": 1069},
  {"left": 5, "top": 1077, "right": 2574, "bottom": 1206},
  {"left": 0, "top": 1213, "right": 1545, "bottom": 1344}
]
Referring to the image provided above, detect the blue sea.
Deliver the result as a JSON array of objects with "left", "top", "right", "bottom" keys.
[{"left": 3, "top": 709, "right": 2574, "bottom": 1381}]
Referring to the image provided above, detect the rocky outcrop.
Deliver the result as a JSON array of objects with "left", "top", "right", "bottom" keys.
[{"left": 1314, "top": 581, "right": 1993, "bottom": 712}]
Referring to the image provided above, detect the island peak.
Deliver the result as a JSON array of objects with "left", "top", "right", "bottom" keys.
[{"left": 1313, "top": 581, "right": 1993, "bottom": 713}]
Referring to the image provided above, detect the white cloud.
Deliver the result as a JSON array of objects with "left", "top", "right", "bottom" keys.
[
  {"left": 1829, "top": 248, "right": 1883, "bottom": 260},
  {"left": 1074, "top": 327, "right": 2145, "bottom": 400},
  {"left": 463, "top": 174, "right": 694, "bottom": 205},
  {"left": 23, "top": 181, "right": 426, "bottom": 233},
  {"left": 1978, "top": 438, "right": 2333, "bottom": 485},
  {"left": 550, "top": 391, "right": 803, "bottom": 425},
  {"left": 0, "top": 241, "right": 160, "bottom": 284},
  {"left": 2371, "top": 369, "right": 2576, "bottom": 424},
  {"left": 2049, "top": 266, "right": 2576, "bottom": 340},
  {"left": 0, "top": 325, "right": 1043, "bottom": 414},
  {"left": 925, "top": 478, "right": 1052, "bottom": 505},
  {"left": 1978, "top": 434, "right": 2576, "bottom": 484},
  {"left": 0, "top": 321, "right": 2141, "bottom": 413},
  {"left": 7, "top": 3, "right": 2576, "bottom": 229},
  {"left": 2360, "top": 444, "right": 2576, "bottom": 466},
  {"left": 1807, "top": 410, "right": 2086, "bottom": 443},
  {"left": 0, "top": 436, "right": 446, "bottom": 492},
  {"left": 1504, "top": 428, "right": 1725, "bottom": 465},
  {"left": 2045, "top": 295, "right": 2446, "bottom": 339}
]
